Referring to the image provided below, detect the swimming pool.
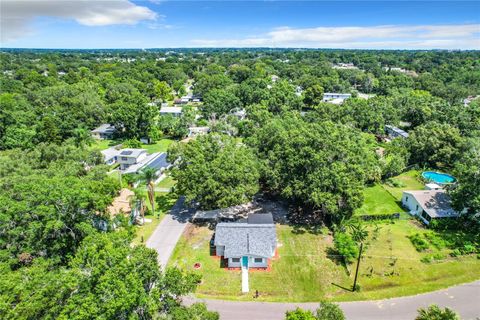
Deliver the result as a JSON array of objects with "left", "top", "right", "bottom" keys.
[{"left": 421, "top": 171, "right": 456, "bottom": 185}]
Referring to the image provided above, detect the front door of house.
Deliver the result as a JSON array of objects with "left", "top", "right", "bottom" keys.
[{"left": 242, "top": 256, "right": 248, "bottom": 268}]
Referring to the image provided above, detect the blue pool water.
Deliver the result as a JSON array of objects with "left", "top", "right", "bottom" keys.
[{"left": 422, "top": 171, "right": 456, "bottom": 184}]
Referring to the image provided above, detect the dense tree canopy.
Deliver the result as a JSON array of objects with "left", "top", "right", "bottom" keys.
[
  {"left": 249, "top": 114, "right": 379, "bottom": 221},
  {"left": 169, "top": 134, "right": 260, "bottom": 210}
]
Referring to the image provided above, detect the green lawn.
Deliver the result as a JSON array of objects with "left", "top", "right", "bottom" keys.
[
  {"left": 355, "top": 184, "right": 405, "bottom": 216},
  {"left": 89, "top": 138, "right": 174, "bottom": 154},
  {"left": 141, "top": 139, "right": 174, "bottom": 154},
  {"left": 90, "top": 139, "right": 120, "bottom": 150},
  {"left": 383, "top": 170, "right": 425, "bottom": 200},
  {"left": 156, "top": 175, "right": 176, "bottom": 189},
  {"left": 132, "top": 214, "right": 162, "bottom": 245},
  {"left": 169, "top": 221, "right": 480, "bottom": 302}
]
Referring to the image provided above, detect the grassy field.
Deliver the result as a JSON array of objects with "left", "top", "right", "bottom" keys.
[
  {"left": 141, "top": 139, "right": 174, "bottom": 154},
  {"left": 169, "top": 221, "right": 480, "bottom": 302},
  {"left": 90, "top": 139, "right": 119, "bottom": 150},
  {"left": 383, "top": 170, "right": 425, "bottom": 200},
  {"left": 157, "top": 175, "right": 176, "bottom": 189},
  {"left": 355, "top": 184, "right": 405, "bottom": 216},
  {"left": 89, "top": 138, "right": 174, "bottom": 153}
]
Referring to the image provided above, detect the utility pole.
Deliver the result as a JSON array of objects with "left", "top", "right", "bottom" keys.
[{"left": 353, "top": 242, "right": 363, "bottom": 292}]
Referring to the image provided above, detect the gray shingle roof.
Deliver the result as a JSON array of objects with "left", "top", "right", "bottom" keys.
[
  {"left": 404, "top": 190, "right": 458, "bottom": 218},
  {"left": 214, "top": 221, "right": 276, "bottom": 258}
]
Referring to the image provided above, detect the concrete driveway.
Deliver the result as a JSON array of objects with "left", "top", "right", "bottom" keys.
[
  {"left": 146, "top": 196, "right": 194, "bottom": 268},
  {"left": 187, "top": 280, "right": 480, "bottom": 320}
]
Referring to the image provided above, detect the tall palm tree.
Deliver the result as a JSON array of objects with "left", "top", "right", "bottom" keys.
[
  {"left": 141, "top": 167, "right": 159, "bottom": 218},
  {"left": 132, "top": 189, "right": 146, "bottom": 226}
]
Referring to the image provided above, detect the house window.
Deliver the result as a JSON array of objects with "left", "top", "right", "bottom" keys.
[
  {"left": 405, "top": 196, "right": 409, "bottom": 202},
  {"left": 231, "top": 258, "right": 240, "bottom": 263},
  {"left": 254, "top": 258, "right": 263, "bottom": 263},
  {"left": 416, "top": 205, "right": 419, "bottom": 211},
  {"left": 121, "top": 157, "right": 128, "bottom": 161}
]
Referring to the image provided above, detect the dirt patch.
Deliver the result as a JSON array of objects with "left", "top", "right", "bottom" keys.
[
  {"left": 323, "top": 234, "right": 334, "bottom": 245},
  {"left": 183, "top": 223, "right": 196, "bottom": 241}
]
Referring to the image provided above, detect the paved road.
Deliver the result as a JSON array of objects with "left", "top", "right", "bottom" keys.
[
  {"left": 146, "top": 196, "right": 193, "bottom": 268},
  {"left": 187, "top": 280, "right": 480, "bottom": 320}
]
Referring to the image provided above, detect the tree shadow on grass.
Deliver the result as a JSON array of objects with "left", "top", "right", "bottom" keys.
[
  {"left": 326, "top": 247, "right": 351, "bottom": 276},
  {"left": 331, "top": 282, "right": 353, "bottom": 292}
]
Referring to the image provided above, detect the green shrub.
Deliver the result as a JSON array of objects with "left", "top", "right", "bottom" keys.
[
  {"left": 423, "top": 232, "right": 447, "bottom": 250},
  {"left": 462, "top": 244, "right": 476, "bottom": 254},
  {"left": 386, "top": 178, "right": 406, "bottom": 188},
  {"left": 316, "top": 302, "right": 346, "bottom": 320},
  {"left": 450, "top": 249, "right": 461, "bottom": 257},
  {"left": 420, "top": 256, "right": 432, "bottom": 263},
  {"left": 122, "top": 139, "right": 142, "bottom": 148},
  {"left": 334, "top": 232, "right": 359, "bottom": 264},
  {"left": 416, "top": 304, "right": 459, "bottom": 320},
  {"left": 409, "top": 233, "right": 430, "bottom": 251}
]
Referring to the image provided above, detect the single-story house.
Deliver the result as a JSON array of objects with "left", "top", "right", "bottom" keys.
[
  {"left": 188, "top": 126, "right": 210, "bottom": 137},
  {"left": 91, "top": 124, "right": 116, "bottom": 140},
  {"left": 117, "top": 149, "right": 147, "bottom": 171},
  {"left": 385, "top": 125, "right": 409, "bottom": 139},
  {"left": 323, "top": 93, "right": 351, "bottom": 104},
  {"left": 160, "top": 106, "right": 182, "bottom": 117},
  {"left": 123, "top": 152, "right": 171, "bottom": 175},
  {"left": 401, "top": 190, "right": 458, "bottom": 224},
  {"left": 214, "top": 213, "right": 277, "bottom": 269}
]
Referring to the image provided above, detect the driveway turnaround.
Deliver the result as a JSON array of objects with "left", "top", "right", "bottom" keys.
[
  {"left": 146, "top": 196, "right": 194, "bottom": 268},
  {"left": 186, "top": 280, "right": 480, "bottom": 320}
]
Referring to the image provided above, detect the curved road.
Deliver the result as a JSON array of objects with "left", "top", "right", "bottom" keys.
[{"left": 186, "top": 281, "right": 480, "bottom": 320}]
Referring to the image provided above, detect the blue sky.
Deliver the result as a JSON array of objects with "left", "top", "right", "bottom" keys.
[{"left": 1, "top": 1, "right": 479, "bottom": 49}]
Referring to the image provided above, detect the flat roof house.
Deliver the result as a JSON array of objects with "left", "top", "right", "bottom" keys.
[
  {"left": 323, "top": 93, "right": 351, "bottom": 105},
  {"left": 214, "top": 213, "right": 277, "bottom": 269},
  {"left": 402, "top": 190, "right": 458, "bottom": 225},
  {"left": 123, "top": 152, "right": 171, "bottom": 175},
  {"left": 160, "top": 106, "right": 182, "bottom": 117},
  {"left": 188, "top": 126, "right": 210, "bottom": 137},
  {"left": 91, "top": 124, "right": 116, "bottom": 140},
  {"left": 117, "top": 149, "right": 147, "bottom": 171},
  {"left": 385, "top": 125, "right": 409, "bottom": 139}
]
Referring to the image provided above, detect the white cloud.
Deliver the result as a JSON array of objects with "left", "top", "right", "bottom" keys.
[
  {"left": 191, "top": 24, "right": 480, "bottom": 49},
  {"left": 1, "top": 0, "right": 158, "bottom": 42}
]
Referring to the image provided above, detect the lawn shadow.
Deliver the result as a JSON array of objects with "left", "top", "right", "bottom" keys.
[
  {"left": 331, "top": 282, "right": 353, "bottom": 292},
  {"left": 219, "top": 258, "right": 228, "bottom": 268},
  {"left": 326, "top": 247, "right": 350, "bottom": 276}
]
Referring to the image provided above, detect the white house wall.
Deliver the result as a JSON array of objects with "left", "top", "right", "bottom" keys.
[{"left": 402, "top": 193, "right": 422, "bottom": 216}]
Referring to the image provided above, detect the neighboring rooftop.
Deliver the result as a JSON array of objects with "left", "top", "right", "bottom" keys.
[
  {"left": 123, "top": 152, "right": 171, "bottom": 174},
  {"left": 160, "top": 106, "right": 182, "bottom": 114},
  {"left": 385, "top": 125, "right": 409, "bottom": 138},
  {"left": 118, "top": 148, "right": 146, "bottom": 158},
  {"left": 91, "top": 123, "right": 116, "bottom": 134},
  {"left": 404, "top": 190, "right": 458, "bottom": 218}
]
